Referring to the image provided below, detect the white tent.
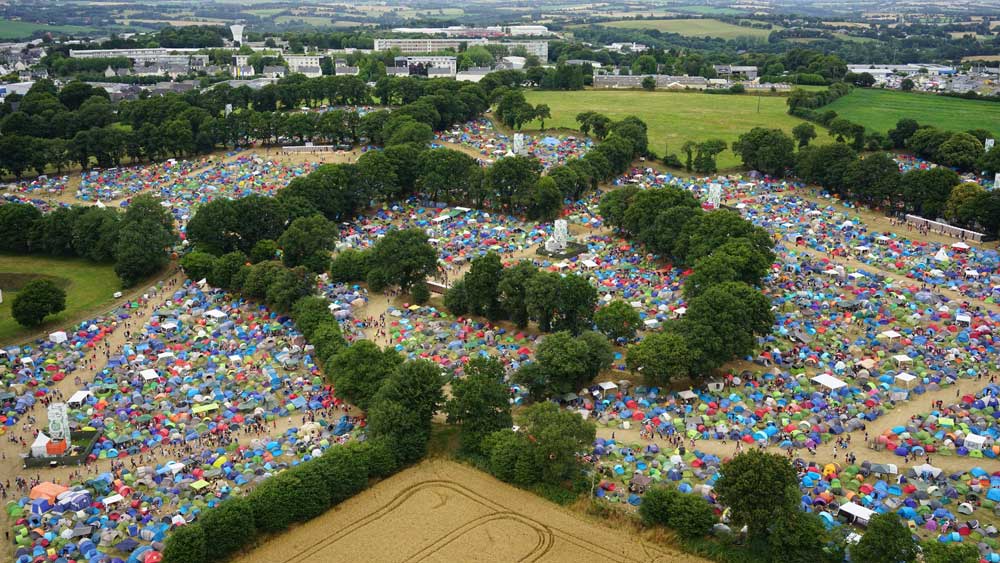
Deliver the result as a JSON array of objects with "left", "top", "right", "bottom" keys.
[
  {"left": 678, "top": 390, "right": 697, "bottom": 401},
  {"left": 582, "top": 259, "right": 598, "bottom": 269},
  {"left": 140, "top": 369, "right": 158, "bottom": 381},
  {"left": 811, "top": 373, "right": 846, "bottom": 391},
  {"left": 893, "top": 355, "right": 913, "bottom": 365},
  {"left": 895, "top": 372, "right": 916, "bottom": 387},
  {"left": 30, "top": 432, "right": 50, "bottom": 458},
  {"left": 878, "top": 330, "right": 901, "bottom": 340},
  {"left": 102, "top": 494, "right": 123, "bottom": 506},
  {"left": 67, "top": 390, "right": 92, "bottom": 407},
  {"left": 838, "top": 503, "right": 876, "bottom": 526},
  {"left": 934, "top": 248, "right": 950, "bottom": 262},
  {"left": 48, "top": 331, "right": 67, "bottom": 344},
  {"left": 204, "top": 309, "right": 226, "bottom": 319},
  {"left": 965, "top": 434, "right": 989, "bottom": 450},
  {"left": 956, "top": 314, "right": 972, "bottom": 325},
  {"left": 598, "top": 381, "right": 618, "bottom": 396},
  {"left": 952, "top": 242, "right": 971, "bottom": 250},
  {"left": 912, "top": 463, "right": 942, "bottom": 478}
]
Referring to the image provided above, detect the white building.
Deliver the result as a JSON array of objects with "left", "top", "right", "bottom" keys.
[
  {"left": 504, "top": 25, "right": 551, "bottom": 36},
  {"left": 373, "top": 38, "right": 547, "bottom": 60},
  {"left": 607, "top": 42, "right": 648, "bottom": 53},
  {"left": 713, "top": 65, "right": 758, "bottom": 80},
  {"left": 374, "top": 38, "right": 488, "bottom": 53},
  {"left": 69, "top": 48, "right": 202, "bottom": 63},
  {"left": 285, "top": 55, "right": 324, "bottom": 77},
  {"left": 846, "top": 63, "right": 956, "bottom": 83},
  {"left": 494, "top": 40, "right": 548, "bottom": 60},
  {"left": 394, "top": 55, "right": 457, "bottom": 75}
]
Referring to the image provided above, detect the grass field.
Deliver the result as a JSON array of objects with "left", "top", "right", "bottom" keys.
[
  {"left": 0, "top": 255, "right": 120, "bottom": 344},
  {"left": 523, "top": 90, "right": 820, "bottom": 170},
  {"left": 600, "top": 18, "right": 777, "bottom": 40},
  {"left": 823, "top": 88, "right": 1000, "bottom": 135},
  {"left": 0, "top": 20, "right": 98, "bottom": 39}
]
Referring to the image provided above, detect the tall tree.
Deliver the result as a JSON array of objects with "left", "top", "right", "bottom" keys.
[
  {"left": 714, "top": 450, "right": 800, "bottom": 542},
  {"left": 446, "top": 357, "right": 512, "bottom": 455}
]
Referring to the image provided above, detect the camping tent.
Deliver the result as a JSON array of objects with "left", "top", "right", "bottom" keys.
[
  {"left": 30, "top": 432, "right": 50, "bottom": 458},
  {"left": 895, "top": 373, "right": 916, "bottom": 388},
  {"left": 965, "top": 434, "right": 989, "bottom": 451},
  {"left": 30, "top": 482, "right": 68, "bottom": 503},
  {"left": 48, "top": 331, "right": 67, "bottom": 344},
  {"left": 598, "top": 381, "right": 618, "bottom": 396},
  {"left": 67, "top": 390, "right": 92, "bottom": 408},
  {"left": 839, "top": 502, "right": 876, "bottom": 526},
  {"left": 811, "top": 373, "right": 846, "bottom": 391}
]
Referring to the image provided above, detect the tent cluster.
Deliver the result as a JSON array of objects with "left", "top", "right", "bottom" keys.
[
  {"left": 62, "top": 283, "right": 340, "bottom": 461},
  {"left": 895, "top": 155, "right": 992, "bottom": 187},
  {"left": 433, "top": 118, "right": 592, "bottom": 169},
  {"left": 1, "top": 299, "right": 146, "bottom": 430},
  {"left": 338, "top": 199, "right": 551, "bottom": 259},
  {"left": 591, "top": 434, "right": 1000, "bottom": 555},
  {"left": 74, "top": 159, "right": 200, "bottom": 203},
  {"left": 747, "top": 192, "right": 1000, "bottom": 301},
  {"left": 376, "top": 305, "right": 535, "bottom": 375},
  {"left": 9, "top": 416, "right": 357, "bottom": 563},
  {"left": 8, "top": 174, "right": 67, "bottom": 197},
  {"left": 10, "top": 280, "right": 362, "bottom": 560},
  {"left": 144, "top": 154, "right": 317, "bottom": 236},
  {"left": 1, "top": 192, "right": 64, "bottom": 213},
  {"left": 885, "top": 386, "right": 1000, "bottom": 458},
  {"left": 591, "top": 437, "right": 722, "bottom": 509}
]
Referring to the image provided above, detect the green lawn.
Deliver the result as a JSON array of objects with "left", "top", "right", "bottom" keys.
[
  {"left": 0, "top": 255, "right": 121, "bottom": 344},
  {"left": 823, "top": 88, "right": 1000, "bottom": 135},
  {"left": 523, "top": 89, "right": 823, "bottom": 170},
  {"left": 600, "top": 18, "right": 777, "bottom": 39},
  {"left": 0, "top": 20, "right": 98, "bottom": 39}
]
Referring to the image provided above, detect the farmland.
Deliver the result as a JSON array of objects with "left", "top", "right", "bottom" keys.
[
  {"left": 598, "top": 18, "right": 779, "bottom": 40},
  {"left": 823, "top": 88, "right": 1000, "bottom": 134},
  {"left": 0, "top": 20, "right": 98, "bottom": 39},
  {"left": 240, "top": 460, "right": 705, "bottom": 563},
  {"left": 522, "top": 89, "right": 821, "bottom": 170}
]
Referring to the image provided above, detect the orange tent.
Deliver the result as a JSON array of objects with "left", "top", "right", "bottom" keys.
[{"left": 29, "top": 482, "right": 68, "bottom": 503}]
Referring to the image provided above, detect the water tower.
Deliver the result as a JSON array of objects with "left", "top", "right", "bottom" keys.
[{"left": 230, "top": 24, "right": 245, "bottom": 45}]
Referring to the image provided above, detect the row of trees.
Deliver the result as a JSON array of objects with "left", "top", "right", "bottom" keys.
[
  {"left": 600, "top": 186, "right": 775, "bottom": 385},
  {"left": 0, "top": 195, "right": 174, "bottom": 287},
  {"left": 729, "top": 117, "right": 1000, "bottom": 233},
  {"left": 444, "top": 253, "right": 598, "bottom": 334},
  {"left": 0, "top": 72, "right": 494, "bottom": 178}
]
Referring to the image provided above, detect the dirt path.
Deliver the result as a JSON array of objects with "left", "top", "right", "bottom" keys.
[{"left": 595, "top": 369, "right": 992, "bottom": 477}]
